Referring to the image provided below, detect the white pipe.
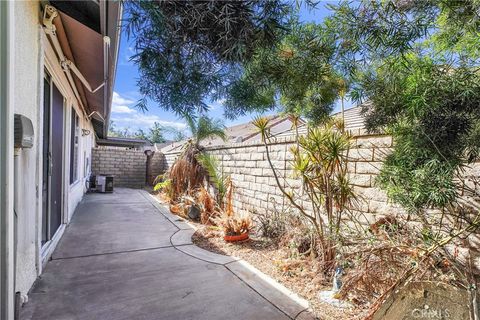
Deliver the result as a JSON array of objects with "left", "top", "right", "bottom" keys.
[
  {"left": 87, "top": 111, "right": 105, "bottom": 121},
  {"left": 102, "top": 36, "right": 110, "bottom": 124}
]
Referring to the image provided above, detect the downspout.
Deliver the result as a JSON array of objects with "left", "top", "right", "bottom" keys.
[
  {"left": 102, "top": 36, "right": 110, "bottom": 137},
  {"left": 12, "top": 149, "right": 19, "bottom": 319},
  {"left": 101, "top": 1, "right": 123, "bottom": 138}
]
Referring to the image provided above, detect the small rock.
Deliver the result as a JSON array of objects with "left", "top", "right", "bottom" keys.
[
  {"left": 187, "top": 205, "right": 200, "bottom": 221},
  {"left": 372, "top": 281, "right": 469, "bottom": 320},
  {"left": 318, "top": 290, "right": 352, "bottom": 309}
]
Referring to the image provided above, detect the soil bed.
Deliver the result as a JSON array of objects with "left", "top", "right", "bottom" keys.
[{"left": 192, "top": 226, "right": 367, "bottom": 320}]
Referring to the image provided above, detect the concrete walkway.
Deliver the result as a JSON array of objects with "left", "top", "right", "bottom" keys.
[{"left": 21, "top": 189, "right": 311, "bottom": 320}]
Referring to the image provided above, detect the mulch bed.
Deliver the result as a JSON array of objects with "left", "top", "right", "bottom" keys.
[{"left": 192, "top": 226, "right": 367, "bottom": 320}]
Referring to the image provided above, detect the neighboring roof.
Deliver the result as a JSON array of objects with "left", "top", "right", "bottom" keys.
[
  {"left": 49, "top": 1, "right": 122, "bottom": 139},
  {"left": 335, "top": 104, "right": 367, "bottom": 131},
  {"left": 274, "top": 105, "right": 367, "bottom": 138},
  {"left": 160, "top": 115, "right": 303, "bottom": 153},
  {"left": 207, "top": 114, "right": 303, "bottom": 147},
  {"left": 96, "top": 137, "right": 152, "bottom": 148},
  {"left": 154, "top": 141, "right": 174, "bottom": 151},
  {"left": 160, "top": 106, "right": 368, "bottom": 153}
]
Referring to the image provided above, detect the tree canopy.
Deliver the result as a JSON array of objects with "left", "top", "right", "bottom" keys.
[
  {"left": 108, "top": 121, "right": 167, "bottom": 144},
  {"left": 328, "top": 0, "right": 480, "bottom": 211},
  {"left": 224, "top": 22, "right": 343, "bottom": 123},
  {"left": 124, "top": 0, "right": 298, "bottom": 116},
  {"left": 125, "top": 0, "right": 480, "bottom": 212}
]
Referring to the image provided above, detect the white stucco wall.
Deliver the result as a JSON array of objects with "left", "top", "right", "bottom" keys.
[
  {"left": 67, "top": 115, "right": 95, "bottom": 223},
  {"left": 13, "top": 0, "right": 42, "bottom": 297},
  {"left": 12, "top": 1, "right": 97, "bottom": 298}
]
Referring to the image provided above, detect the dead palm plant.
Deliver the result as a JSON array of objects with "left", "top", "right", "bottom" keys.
[{"left": 158, "top": 114, "right": 227, "bottom": 203}]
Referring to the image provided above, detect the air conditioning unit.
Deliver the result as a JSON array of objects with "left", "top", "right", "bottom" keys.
[{"left": 96, "top": 175, "right": 113, "bottom": 193}]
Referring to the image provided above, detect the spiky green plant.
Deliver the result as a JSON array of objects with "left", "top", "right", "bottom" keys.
[
  {"left": 196, "top": 153, "right": 229, "bottom": 207},
  {"left": 254, "top": 116, "right": 356, "bottom": 271}
]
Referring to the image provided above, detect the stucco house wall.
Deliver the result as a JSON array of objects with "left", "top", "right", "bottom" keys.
[
  {"left": 13, "top": 0, "right": 42, "bottom": 297},
  {"left": 12, "top": 0, "right": 97, "bottom": 299}
]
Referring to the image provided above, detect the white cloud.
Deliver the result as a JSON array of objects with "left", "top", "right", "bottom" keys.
[
  {"left": 112, "top": 91, "right": 134, "bottom": 106},
  {"left": 208, "top": 98, "right": 226, "bottom": 111},
  {"left": 111, "top": 92, "right": 136, "bottom": 113},
  {"left": 112, "top": 105, "right": 135, "bottom": 114},
  {"left": 110, "top": 91, "right": 186, "bottom": 132},
  {"left": 111, "top": 113, "right": 186, "bottom": 131}
]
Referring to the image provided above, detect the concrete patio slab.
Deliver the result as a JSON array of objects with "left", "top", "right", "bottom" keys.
[
  {"left": 52, "top": 201, "right": 176, "bottom": 259},
  {"left": 22, "top": 248, "right": 289, "bottom": 320},
  {"left": 170, "top": 229, "right": 195, "bottom": 246},
  {"left": 175, "top": 244, "right": 239, "bottom": 265},
  {"left": 20, "top": 188, "right": 309, "bottom": 320},
  {"left": 226, "top": 260, "right": 309, "bottom": 319}
]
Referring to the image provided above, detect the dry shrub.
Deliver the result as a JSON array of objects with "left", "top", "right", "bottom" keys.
[
  {"left": 214, "top": 211, "right": 253, "bottom": 236},
  {"left": 337, "top": 215, "right": 466, "bottom": 309},
  {"left": 254, "top": 198, "right": 290, "bottom": 238},
  {"left": 224, "top": 176, "right": 234, "bottom": 216},
  {"left": 339, "top": 246, "right": 421, "bottom": 306},
  {"left": 168, "top": 144, "right": 207, "bottom": 202},
  {"left": 197, "top": 187, "right": 217, "bottom": 224},
  {"left": 278, "top": 213, "right": 319, "bottom": 258}
]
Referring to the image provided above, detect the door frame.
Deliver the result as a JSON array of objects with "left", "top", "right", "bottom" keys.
[
  {"left": 40, "top": 69, "right": 69, "bottom": 265},
  {"left": 0, "top": 1, "right": 14, "bottom": 319},
  {"left": 40, "top": 28, "right": 81, "bottom": 266}
]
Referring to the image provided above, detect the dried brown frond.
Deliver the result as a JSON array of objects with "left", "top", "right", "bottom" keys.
[
  {"left": 214, "top": 211, "right": 253, "bottom": 236},
  {"left": 225, "top": 177, "right": 234, "bottom": 217},
  {"left": 168, "top": 143, "right": 208, "bottom": 202},
  {"left": 197, "top": 187, "right": 217, "bottom": 225},
  {"left": 170, "top": 203, "right": 187, "bottom": 218}
]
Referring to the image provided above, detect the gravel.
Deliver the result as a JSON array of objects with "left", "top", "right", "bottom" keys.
[{"left": 192, "top": 226, "right": 367, "bottom": 320}]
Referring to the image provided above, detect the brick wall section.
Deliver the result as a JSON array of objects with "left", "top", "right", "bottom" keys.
[
  {"left": 162, "top": 134, "right": 480, "bottom": 223},
  {"left": 92, "top": 148, "right": 147, "bottom": 188}
]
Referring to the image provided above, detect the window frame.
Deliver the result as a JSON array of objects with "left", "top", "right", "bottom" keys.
[{"left": 69, "top": 108, "right": 80, "bottom": 185}]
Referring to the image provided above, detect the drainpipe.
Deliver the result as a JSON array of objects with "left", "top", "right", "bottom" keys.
[{"left": 12, "top": 149, "right": 18, "bottom": 319}]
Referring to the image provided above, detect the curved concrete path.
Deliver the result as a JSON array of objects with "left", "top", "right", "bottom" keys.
[{"left": 20, "top": 188, "right": 312, "bottom": 320}]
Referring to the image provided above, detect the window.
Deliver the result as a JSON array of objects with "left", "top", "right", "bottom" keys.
[{"left": 70, "top": 109, "right": 79, "bottom": 184}]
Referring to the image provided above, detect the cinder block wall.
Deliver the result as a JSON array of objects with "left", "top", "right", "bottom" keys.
[
  {"left": 207, "top": 134, "right": 400, "bottom": 223},
  {"left": 91, "top": 148, "right": 148, "bottom": 188},
  {"left": 151, "top": 152, "right": 167, "bottom": 179},
  {"left": 162, "top": 132, "right": 480, "bottom": 223}
]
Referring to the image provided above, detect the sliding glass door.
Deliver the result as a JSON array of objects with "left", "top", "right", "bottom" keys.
[{"left": 42, "top": 74, "right": 64, "bottom": 245}]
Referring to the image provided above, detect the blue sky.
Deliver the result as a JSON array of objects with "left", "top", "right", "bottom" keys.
[{"left": 111, "top": 2, "right": 347, "bottom": 138}]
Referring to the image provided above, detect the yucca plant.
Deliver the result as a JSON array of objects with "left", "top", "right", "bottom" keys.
[{"left": 254, "top": 115, "right": 356, "bottom": 272}]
